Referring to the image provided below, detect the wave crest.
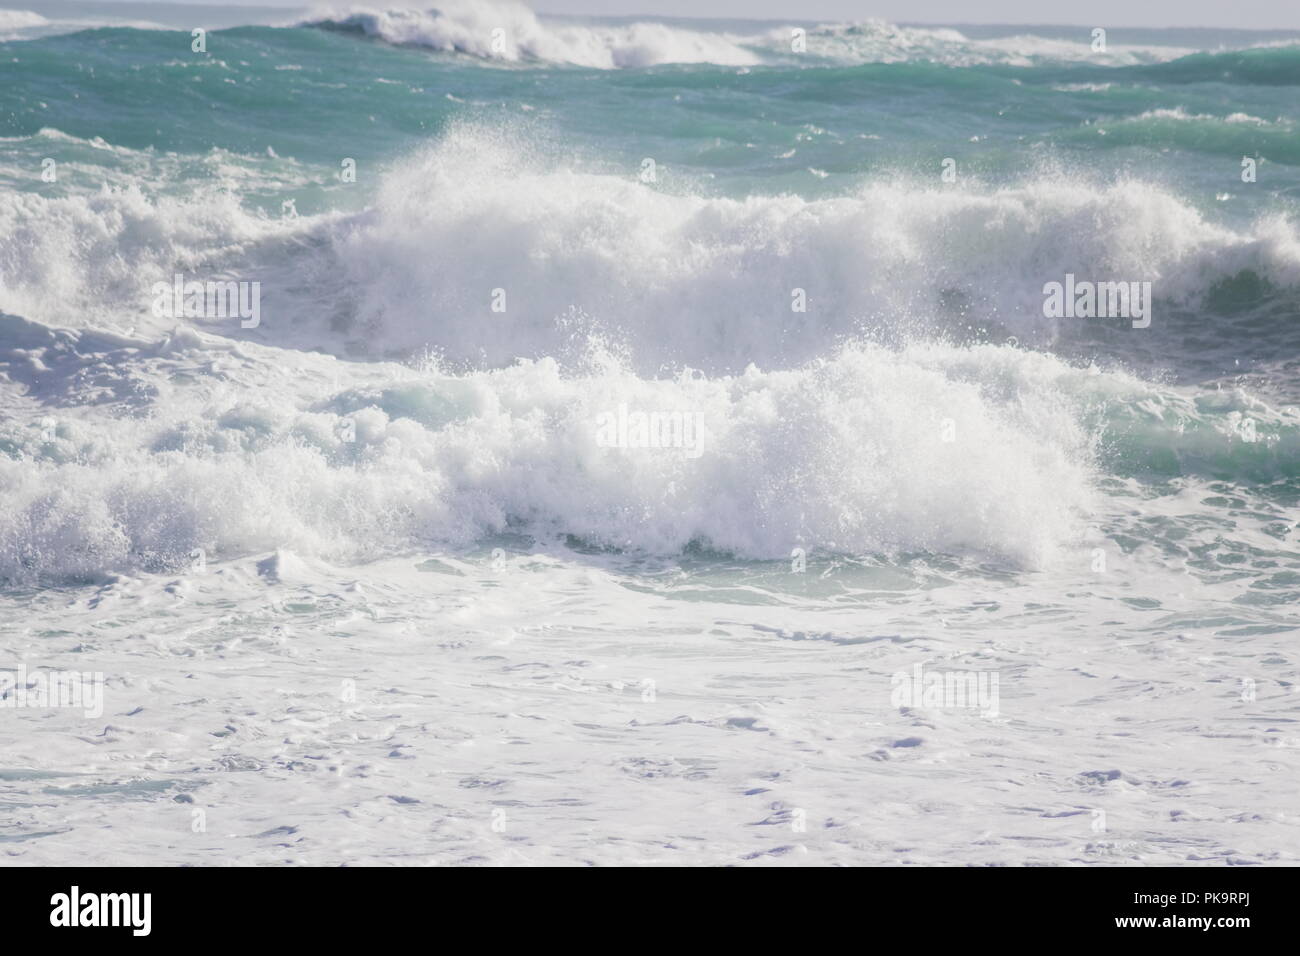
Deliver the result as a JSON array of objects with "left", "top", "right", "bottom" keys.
[
  {"left": 302, "top": 128, "right": 1300, "bottom": 367},
  {"left": 0, "top": 315, "right": 1099, "bottom": 580},
  {"left": 4, "top": 127, "right": 1300, "bottom": 369},
  {"left": 300, "top": 1, "right": 760, "bottom": 68}
]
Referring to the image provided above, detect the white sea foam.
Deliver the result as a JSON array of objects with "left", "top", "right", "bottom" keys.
[
  {"left": 0, "top": 309, "right": 1104, "bottom": 580},
  {"left": 297, "top": 4, "right": 1200, "bottom": 69},
  {"left": 4, "top": 127, "right": 1300, "bottom": 368},
  {"left": 4, "top": 528, "right": 1295, "bottom": 866},
  {"left": 761, "top": 21, "right": 1191, "bottom": 68},
  {"left": 0, "top": 8, "right": 45, "bottom": 29},
  {"left": 0, "top": 180, "right": 313, "bottom": 327},
  {"left": 0, "top": 6, "right": 44, "bottom": 39},
  {"left": 1122, "top": 107, "right": 1277, "bottom": 126},
  {"left": 2, "top": 128, "right": 1294, "bottom": 589},
  {"left": 306, "top": 129, "right": 1300, "bottom": 365},
  {"left": 300, "top": 1, "right": 761, "bottom": 68}
]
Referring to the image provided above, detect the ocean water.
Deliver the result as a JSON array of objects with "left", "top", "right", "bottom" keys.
[{"left": 1, "top": 0, "right": 1299, "bottom": 866}]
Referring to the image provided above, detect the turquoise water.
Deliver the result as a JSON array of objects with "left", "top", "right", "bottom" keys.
[{"left": 6, "top": 14, "right": 1300, "bottom": 213}]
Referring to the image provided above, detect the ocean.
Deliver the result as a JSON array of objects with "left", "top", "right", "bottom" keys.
[{"left": 1, "top": 0, "right": 1298, "bottom": 865}]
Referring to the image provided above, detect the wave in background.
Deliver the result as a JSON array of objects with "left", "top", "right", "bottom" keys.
[
  {"left": 314, "top": 129, "right": 1300, "bottom": 364},
  {"left": 292, "top": 2, "right": 1260, "bottom": 69},
  {"left": 0, "top": 5, "right": 165, "bottom": 40},
  {"left": 3, "top": 3, "right": 1300, "bottom": 74},
  {"left": 3, "top": 126, "right": 1299, "bottom": 367},
  {"left": 302, "top": 2, "right": 762, "bottom": 68}
]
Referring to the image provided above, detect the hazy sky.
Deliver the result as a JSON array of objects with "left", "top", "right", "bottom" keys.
[{"left": 79, "top": 0, "right": 1300, "bottom": 30}]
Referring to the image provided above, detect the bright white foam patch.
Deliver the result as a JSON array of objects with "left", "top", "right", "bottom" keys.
[
  {"left": 0, "top": 9, "right": 46, "bottom": 29},
  {"left": 306, "top": 128, "right": 1300, "bottom": 366},
  {"left": 0, "top": 322, "right": 1101, "bottom": 581},
  {"left": 5, "top": 126, "right": 1300, "bottom": 369},
  {"left": 0, "top": 177, "right": 318, "bottom": 330},
  {"left": 300, "top": 1, "right": 761, "bottom": 68},
  {"left": 297, "top": 5, "right": 1195, "bottom": 69}
]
